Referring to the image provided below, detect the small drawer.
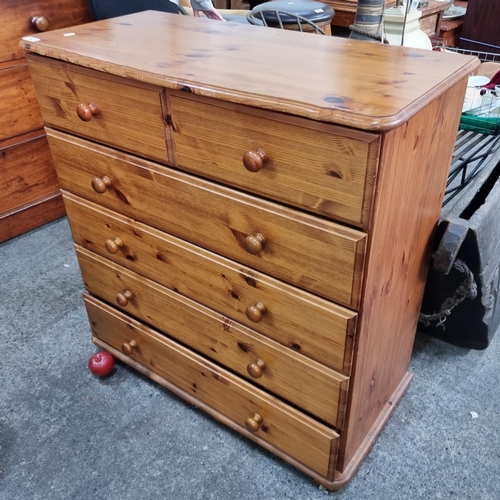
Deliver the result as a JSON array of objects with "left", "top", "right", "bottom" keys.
[
  {"left": 64, "top": 192, "right": 356, "bottom": 374},
  {"left": 0, "top": 62, "right": 44, "bottom": 141},
  {"left": 26, "top": 54, "right": 169, "bottom": 163},
  {"left": 2, "top": 0, "right": 91, "bottom": 63},
  {"left": 49, "top": 129, "right": 366, "bottom": 309},
  {"left": 78, "top": 247, "right": 349, "bottom": 427},
  {"left": 0, "top": 133, "right": 59, "bottom": 214},
  {"left": 169, "top": 93, "right": 380, "bottom": 228},
  {"left": 84, "top": 294, "right": 339, "bottom": 479}
]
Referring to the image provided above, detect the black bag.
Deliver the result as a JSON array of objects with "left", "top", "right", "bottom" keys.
[{"left": 88, "top": 0, "right": 181, "bottom": 20}]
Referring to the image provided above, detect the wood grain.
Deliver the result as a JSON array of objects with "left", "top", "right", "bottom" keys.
[
  {"left": 84, "top": 294, "right": 339, "bottom": 478},
  {"left": 169, "top": 92, "right": 380, "bottom": 228},
  {"left": 1, "top": 0, "right": 91, "bottom": 241},
  {"left": 63, "top": 192, "right": 357, "bottom": 374},
  {"left": 0, "top": 130, "right": 65, "bottom": 243},
  {"left": 48, "top": 129, "right": 367, "bottom": 308},
  {"left": 93, "top": 333, "right": 344, "bottom": 488},
  {"left": 0, "top": 62, "right": 44, "bottom": 141},
  {"left": 1, "top": 0, "right": 91, "bottom": 63},
  {"left": 0, "top": 133, "right": 59, "bottom": 213},
  {"left": 0, "top": 191, "right": 65, "bottom": 243},
  {"left": 20, "top": 11, "right": 479, "bottom": 130},
  {"left": 459, "top": 0, "right": 500, "bottom": 55},
  {"left": 24, "top": 15, "right": 478, "bottom": 487},
  {"left": 337, "top": 76, "right": 469, "bottom": 471},
  {"left": 27, "top": 55, "right": 169, "bottom": 163},
  {"left": 78, "top": 247, "right": 349, "bottom": 426}
]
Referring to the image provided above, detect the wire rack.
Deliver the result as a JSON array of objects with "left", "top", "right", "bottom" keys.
[
  {"left": 448, "top": 47, "right": 500, "bottom": 63},
  {"left": 442, "top": 48, "right": 500, "bottom": 206},
  {"left": 449, "top": 48, "right": 500, "bottom": 135}
]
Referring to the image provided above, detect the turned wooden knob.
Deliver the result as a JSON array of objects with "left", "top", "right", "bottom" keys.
[
  {"left": 76, "top": 102, "right": 99, "bottom": 122},
  {"left": 244, "top": 233, "right": 266, "bottom": 255},
  {"left": 121, "top": 339, "right": 137, "bottom": 355},
  {"left": 245, "top": 413, "right": 263, "bottom": 432},
  {"left": 245, "top": 303, "right": 267, "bottom": 323},
  {"left": 91, "top": 176, "right": 111, "bottom": 193},
  {"left": 116, "top": 290, "right": 133, "bottom": 307},
  {"left": 105, "top": 237, "right": 123, "bottom": 254},
  {"left": 31, "top": 16, "right": 49, "bottom": 31},
  {"left": 242, "top": 150, "right": 267, "bottom": 172},
  {"left": 247, "top": 359, "right": 266, "bottom": 378}
]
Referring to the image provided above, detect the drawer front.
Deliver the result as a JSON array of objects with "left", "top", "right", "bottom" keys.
[
  {"left": 169, "top": 93, "right": 380, "bottom": 228},
  {"left": 49, "top": 129, "right": 366, "bottom": 308},
  {"left": 78, "top": 247, "right": 349, "bottom": 427},
  {"left": 27, "top": 55, "right": 169, "bottom": 163},
  {"left": 0, "top": 63, "right": 44, "bottom": 141},
  {"left": 64, "top": 193, "right": 356, "bottom": 374},
  {"left": 84, "top": 294, "right": 339, "bottom": 479},
  {"left": 0, "top": 133, "right": 59, "bottom": 214},
  {"left": 2, "top": 0, "right": 91, "bottom": 63}
]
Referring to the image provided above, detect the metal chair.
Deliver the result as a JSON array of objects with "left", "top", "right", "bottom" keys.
[
  {"left": 246, "top": 0, "right": 334, "bottom": 35},
  {"left": 246, "top": 9, "right": 327, "bottom": 34}
]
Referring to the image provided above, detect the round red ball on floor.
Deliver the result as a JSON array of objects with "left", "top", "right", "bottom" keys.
[{"left": 88, "top": 351, "right": 115, "bottom": 376}]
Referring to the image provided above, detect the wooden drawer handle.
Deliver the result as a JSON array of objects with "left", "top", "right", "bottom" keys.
[
  {"left": 116, "top": 290, "right": 133, "bottom": 307},
  {"left": 245, "top": 413, "right": 263, "bottom": 432},
  {"left": 31, "top": 16, "right": 49, "bottom": 32},
  {"left": 246, "top": 303, "right": 267, "bottom": 323},
  {"left": 105, "top": 237, "right": 123, "bottom": 254},
  {"left": 247, "top": 359, "right": 266, "bottom": 378},
  {"left": 121, "top": 339, "right": 137, "bottom": 355},
  {"left": 76, "top": 102, "right": 99, "bottom": 122},
  {"left": 242, "top": 150, "right": 267, "bottom": 172},
  {"left": 91, "top": 176, "right": 112, "bottom": 193},
  {"left": 244, "top": 233, "right": 266, "bottom": 255}
]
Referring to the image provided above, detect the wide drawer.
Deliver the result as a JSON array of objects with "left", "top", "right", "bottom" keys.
[
  {"left": 78, "top": 247, "right": 349, "bottom": 427},
  {"left": 26, "top": 54, "right": 169, "bottom": 163},
  {"left": 49, "top": 129, "right": 366, "bottom": 308},
  {"left": 0, "top": 62, "right": 44, "bottom": 141},
  {"left": 169, "top": 93, "right": 380, "bottom": 228},
  {"left": 64, "top": 192, "right": 356, "bottom": 374},
  {"left": 84, "top": 294, "right": 339, "bottom": 479},
  {"left": 0, "top": 133, "right": 59, "bottom": 214},
  {"left": 2, "top": 0, "right": 91, "bottom": 63}
]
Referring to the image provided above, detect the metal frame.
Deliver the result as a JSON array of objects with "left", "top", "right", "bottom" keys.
[
  {"left": 246, "top": 9, "right": 328, "bottom": 35},
  {"left": 442, "top": 48, "right": 500, "bottom": 207}
]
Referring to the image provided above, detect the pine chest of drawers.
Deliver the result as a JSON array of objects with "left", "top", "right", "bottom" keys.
[
  {"left": 0, "top": 0, "right": 92, "bottom": 242},
  {"left": 22, "top": 12, "right": 478, "bottom": 489}
]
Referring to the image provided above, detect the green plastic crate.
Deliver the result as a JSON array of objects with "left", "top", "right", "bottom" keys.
[{"left": 459, "top": 113, "right": 500, "bottom": 135}]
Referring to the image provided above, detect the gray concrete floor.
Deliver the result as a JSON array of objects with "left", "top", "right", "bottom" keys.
[{"left": 1, "top": 216, "right": 499, "bottom": 500}]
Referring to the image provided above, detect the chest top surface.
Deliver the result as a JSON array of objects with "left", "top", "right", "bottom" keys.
[{"left": 20, "top": 10, "right": 478, "bottom": 130}]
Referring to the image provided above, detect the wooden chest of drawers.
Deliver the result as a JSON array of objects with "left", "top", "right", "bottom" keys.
[
  {"left": 22, "top": 12, "right": 478, "bottom": 489},
  {"left": 0, "top": 0, "right": 91, "bottom": 242}
]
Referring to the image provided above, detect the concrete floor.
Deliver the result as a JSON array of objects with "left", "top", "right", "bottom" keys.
[{"left": 1, "top": 216, "right": 499, "bottom": 500}]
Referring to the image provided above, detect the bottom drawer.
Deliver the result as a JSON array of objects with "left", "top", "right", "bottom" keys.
[
  {"left": 84, "top": 295, "right": 338, "bottom": 479},
  {"left": 77, "top": 246, "right": 348, "bottom": 427},
  {"left": 0, "top": 62, "right": 44, "bottom": 141},
  {"left": 0, "top": 133, "right": 59, "bottom": 214}
]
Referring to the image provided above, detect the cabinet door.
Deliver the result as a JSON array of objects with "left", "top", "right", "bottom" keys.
[{"left": 459, "top": 0, "right": 500, "bottom": 55}]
